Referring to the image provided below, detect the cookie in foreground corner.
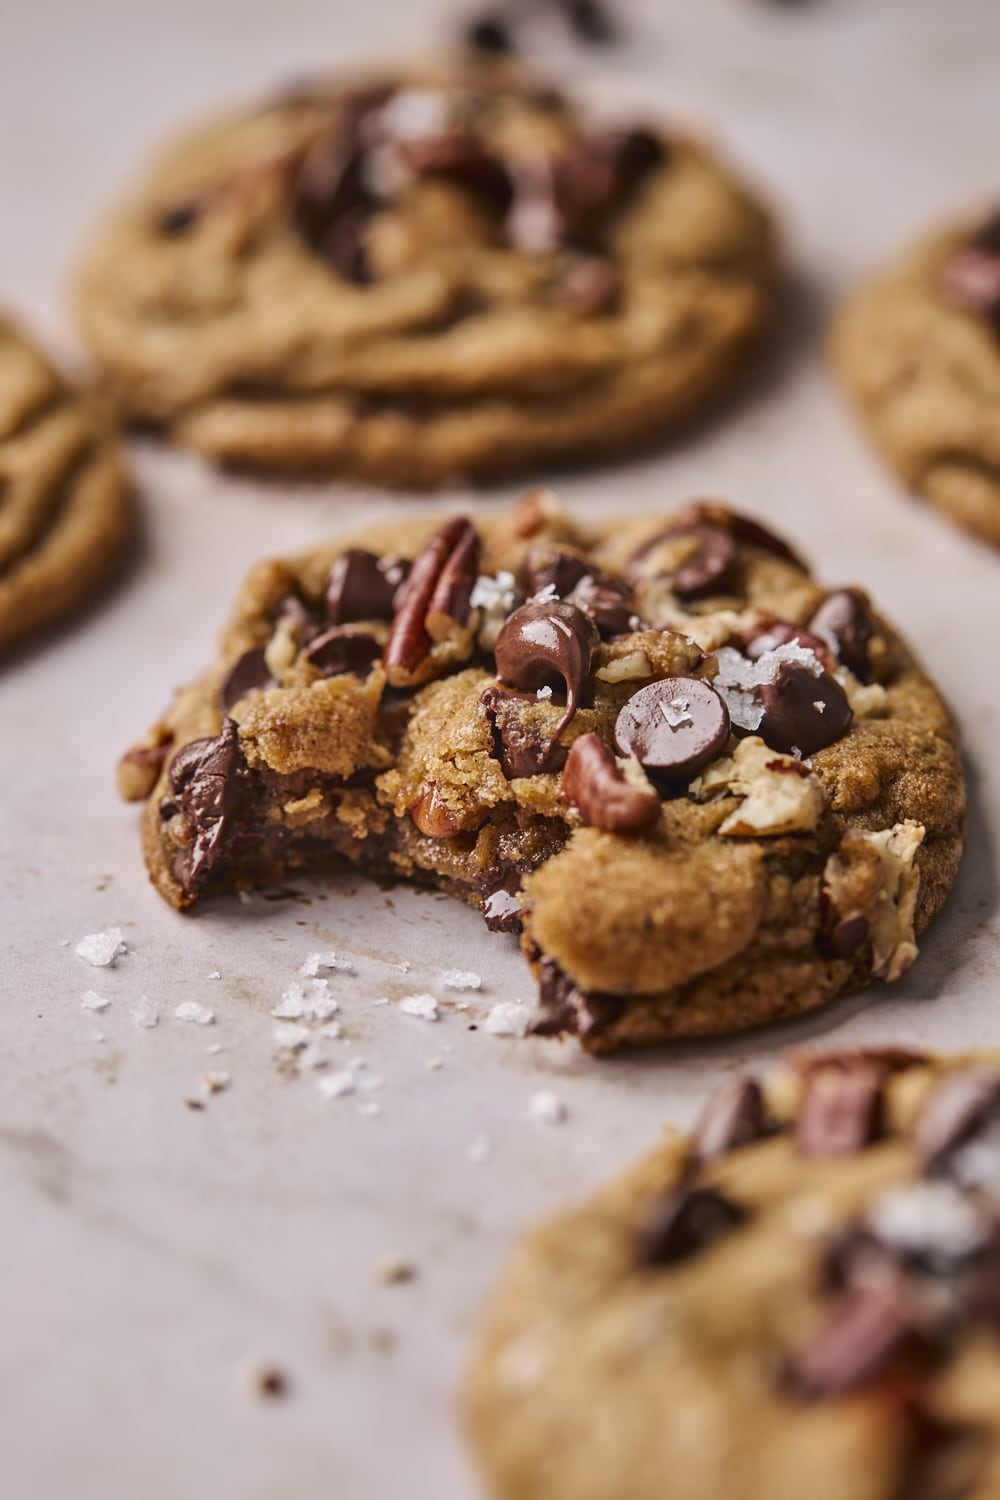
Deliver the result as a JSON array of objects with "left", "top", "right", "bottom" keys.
[
  {"left": 119, "top": 490, "right": 964, "bottom": 1049},
  {"left": 831, "top": 207, "right": 1000, "bottom": 545},
  {"left": 466, "top": 1046, "right": 1000, "bottom": 1500},
  {"left": 0, "top": 312, "right": 132, "bottom": 656},
  {"left": 74, "top": 56, "right": 777, "bottom": 485}
]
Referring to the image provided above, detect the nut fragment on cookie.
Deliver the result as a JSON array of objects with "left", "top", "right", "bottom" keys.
[
  {"left": 822, "top": 820, "right": 925, "bottom": 980},
  {"left": 694, "top": 736, "right": 825, "bottom": 835}
]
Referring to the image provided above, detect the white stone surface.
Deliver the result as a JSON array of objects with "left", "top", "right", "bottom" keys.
[{"left": 1, "top": 3, "right": 1000, "bottom": 1499}]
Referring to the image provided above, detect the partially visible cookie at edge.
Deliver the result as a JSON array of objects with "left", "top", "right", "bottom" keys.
[
  {"left": 466, "top": 1046, "right": 1000, "bottom": 1500},
  {"left": 118, "top": 490, "right": 964, "bottom": 1051},
  {"left": 831, "top": 207, "right": 1000, "bottom": 545},
  {"left": 74, "top": 55, "right": 777, "bottom": 486},
  {"left": 0, "top": 313, "right": 132, "bottom": 655}
]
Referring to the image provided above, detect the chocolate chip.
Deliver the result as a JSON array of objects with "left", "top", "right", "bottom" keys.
[
  {"left": 326, "top": 548, "right": 409, "bottom": 625},
  {"left": 528, "top": 954, "right": 625, "bottom": 1041},
  {"left": 494, "top": 599, "right": 598, "bottom": 736},
  {"left": 293, "top": 124, "right": 376, "bottom": 281},
  {"left": 914, "top": 1069, "right": 1000, "bottom": 1169},
  {"left": 161, "top": 719, "right": 250, "bottom": 898},
  {"left": 562, "top": 0, "right": 618, "bottom": 43},
  {"left": 400, "top": 133, "right": 514, "bottom": 216},
  {"left": 480, "top": 870, "right": 525, "bottom": 932},
  {"left": 627, "top": 523, "right": 738, "bottom": 602},
  {"left": 481, "top": 685, "right": 569, "bottom": 778},
  {"left": 694, "top": 1076, "right": 770, "bottom": 1161},
  {"left": 219, "top": 648, "right": 276, "bottom": 712},
  {"left": 785, "top": 1272, "right": 913, "bottom": 1401},
  {"left": 795, "top": 1063, "right": 886, "bottom": 1158},
  {"left": 463, "top": 13, "right": 515, "bottom": 52},
  {"left": 737, "top": 617, "right": 832, "bottom": 670},
  {"left": 757, "top": 662, "right": 852, "bottom": 756},
  {"left": 523, "top": 549, "right": 636, "bottom": 636},
  {"left": 822, "top": 914, "right": 870, "bottom": 960},
  {"left": 522, "top": 547, "right": 591, "bottom": 599},
  {"left": 562, "top": 732, "right": 660, "bottom": 833},
  {"left": 635, "top": 1186, "right": 746, "bottom": 1267},
  {"left": 809, "top": 589, "right": 876, "bottom": 682},
  {"left": 614, "top": 676, "right": 730, "bottom": 782},
  {"left": 553, "top": 128, "right": 665, "bottom": 244},
  {"left": 303, "top": 626, "right": 382, "bottom": 677},
  {"left": 158, "top": 200, "right": 201, "bottom": 236}
]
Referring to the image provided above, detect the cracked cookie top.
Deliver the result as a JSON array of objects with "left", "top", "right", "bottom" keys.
[{"left": 75, "top": 57, "right": 776, "bottom": 485}]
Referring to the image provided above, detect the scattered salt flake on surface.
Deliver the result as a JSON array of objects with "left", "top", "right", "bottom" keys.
[
  {"left": 483, "top": 889, "right": 521, "bottom": 923},
  {"left": 80, "top": 990, "right": 110, "bottom": 1012},
  {"left": 272, "top": 980, "right": 339, "bottom": 1022},
  {"left": 394, "top": 960, "right": 413, "bottom": 974},
  {"left": 813, "top": 701, "right": 826, "bottom": 713},
  {"left": 535, "top": 684, "right": 553, "bottom": 701},
  {"left": 485, "top": 1001, "right": 532, "bottom": 1038},
  {"left": 658, "top": 696, "right": 692, "bottom": 729},
  {"left": 465, "top": 1133, "right": 493, "bottom": 1164},
  {"left": 398, "top": 993, "right": 439, "bottom": 1021},
  {"left": 174, "top": 1001, "right": 215, "bottom": 1026},
  {"left": 320, "top": 1021, "right": 343, "bottom": 1040},
  {"left": 203, "top": 1071, "right": 230, "bottom": 1095},
  {"left": 371, "top": 996, "right": 390, "bottom": 1007},
  {"left": 205, "top": 1042, "right": 225, "bottom": 1055},
  {"left": 274, "top": 1023, "right": 311, "bottom": 1051},
  {"left": 75, "top": 928, "right": 126, "bottom": 967},
  {"left": 441, "top": 969, "right": 483, "bottom": 992},
  {"left": 356, "top": 1099, "right": 382, "bottom": 1119},
  {"left": 299, "top": 950, "right": 354, "bottom": 978},
  {"left": 868, "top": 1182, "right": 987, "bottom": 1260},
  {"left": 207, "top": 970, "right": 221, "bottom": 980},
  {"left": 529, "top": 1091, "right": 566, "bottom": 1124},
  {"left": 132, "top": 997, "right": 159, "bottom": 1029},
  {"left": 470, "top": 569, "right": 516, "bottom": 612},
  {"left": 317, "top": 1071, "right": 356, "bottom": 1100},
  {"left": 376, "top": 1254, "right": 415, "bottom": 1284},
  {"left": 530, "top": 582, "right": 558, "bottom": 603}
]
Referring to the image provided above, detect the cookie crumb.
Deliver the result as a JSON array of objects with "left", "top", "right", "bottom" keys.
[
  {"left": 175, "top": 1001, "right": 215, "bottom": 1026},
  {"left": 485, "top": 1001, "right": 531, "bottom": 1037},
  {"left": 398, "top": 993, "right": 440, "bottom": 1021},
  {"left": 377, "top": 1254, "right": 416, "bottom": 1285},
  {"left": 203, "top": 1070, "right": 231, "bottom": 1095},
  {"left": 240, "top": 1360, "right": 290, "bottom": 1399},
  {"left": 529, "top": 1090, "right": 567, "bottom": 1124},
  {"left": 75, "top": 928, "right": 126, "bottom": 967}
]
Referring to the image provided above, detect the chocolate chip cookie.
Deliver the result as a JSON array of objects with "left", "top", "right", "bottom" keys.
[
  {"left": 0, "top": 313, "right": 132, "bottom": 655},
  {"left": 831, "top": 209, "right": 1000, "bottom": 544},
  {"left": 75, "top": 58, "right": 776, "bottom": 485},
  {"left": 120, "top": 492, "right": 963, "bottom": 1047},
  {"left": 467, "top": 1047, "right": 1000, "bottom": 1500}
]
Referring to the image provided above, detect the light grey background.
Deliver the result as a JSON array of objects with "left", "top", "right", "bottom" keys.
[{"left": 2, "top": 2, "right": 999, "bottom": 1497}]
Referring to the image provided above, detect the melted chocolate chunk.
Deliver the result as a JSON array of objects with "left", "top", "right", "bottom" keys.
[
  {"left": 304, "top": 626, "right": 382, "bottom": 677},
  {"left": 529, "top": 955, "right": 625, "bottom": 1040},
  {"left": 694, "top": 1076, "right": 770, "bottom": 1161},
  {"left": 795, "top": 1063, "right": 886, "bottom": 1158},
  {"left": 915, "top": 1068, "right": 1000, "bottom": 1169},
  {"left": 293, "top": 124, "right": 376, "bottom": 281},
  {"left": 627, "top": 522, "right": 738, "bottom": 601},
  {"left": 400, "top": 133, "right": 514, "bottom": 216},
  {"left": 785, "top": 1272, "right": 914, "bottom": 1402},
  {"left": 614, "top": 676, "right": 730, "bottom": 782},
  {"left": 809, "top": 589, "right": 876, "bottom": 682},
  {"left": 494, "top": 599, "right": 598, "bottom": 732},
  {"left": 757, "top": 662, "right": 852, "bottom": 756},
  {"left": 481, "top": 685, "right": 569, "bottom": 778},
  {"left": 219, "top": 648, "right": 276, "bottom": 711},
  {"left": 160, "top": 719, "right": 251, "bottom": 898},
  {"left": 326, "top": 548, "right": 409, "bottom": 625},
  {"left": 635, "top": 1186, "right": 747, "bottom": 1267}
]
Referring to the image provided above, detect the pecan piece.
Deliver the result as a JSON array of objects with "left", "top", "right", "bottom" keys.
[
  {"left": 410, "top": 782, "right": 484, "bottom": 838},
  {"left": 562, "top": 733, "right": 660, "bottom": 833},
  {"left": 383, "top": 518, "right": 481, "bottom": 687}
]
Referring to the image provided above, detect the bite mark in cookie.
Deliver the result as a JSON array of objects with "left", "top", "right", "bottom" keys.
[{"left": 120, "top": 494, "right": 964, "bottom": 1050}]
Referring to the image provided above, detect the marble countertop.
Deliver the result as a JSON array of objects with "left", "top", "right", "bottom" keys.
[{"left": 2, "top": 2, "right": 999, "bottom": 1496}]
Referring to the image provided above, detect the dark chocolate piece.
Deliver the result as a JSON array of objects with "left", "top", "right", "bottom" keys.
[
  {"left": 635, "top": 1186, "right": 747, "bottom": 1267},
  {"left": 326, "top": 548, "right": 409, "bottom": 625},
  {"left": 757, "top": 662, "right": 853, "bottom": 756},
  {"left": 795, "top": 1063, "right": 886, "bottom": 1158},
  {"left": 809, "top": 589, "right": 876, "bottom": 682},
  {"left": 219, "top": 648, "right": 276, "bottom": 711},
  {"left": 160, "top": 719, "right": 250, "bottom": 897},
  {"left": 614, "top": 676, "right": 730, "bottom": 781},
  {"left": 694, "top": 1076, "right": 770, "bottom": 1161}
]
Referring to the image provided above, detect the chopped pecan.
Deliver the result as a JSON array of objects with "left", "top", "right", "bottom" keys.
[
  {"left": 410, "top": 782, "right": 484, "bottom": 838},
  {"left": 383, "top": 517, "right": 480, "bottom": 686},
  {"left": 562, "top": 733, "right": 660, "bottom": 833}
]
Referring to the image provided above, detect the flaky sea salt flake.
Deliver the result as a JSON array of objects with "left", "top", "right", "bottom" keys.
[
  {"left": 398, "top": 993, "right": 440, "bottom": 1021},
  {"left": 485, "top": 1001, "right": 532, "bottom": 1038},
  {"left": 74, "top": 928, "right": 126, "bottom": 968},
  {"left": 174, "top": 1001, "right": 215, "bottom": 1026},
  {"left": 80, "top": 990, "right": 110, "bottom": 1012}
]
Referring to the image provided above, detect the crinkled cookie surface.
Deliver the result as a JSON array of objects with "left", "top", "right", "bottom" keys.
[
  {"left": 120, "top": 490, "right": 964, "bottom": 1049},
  {"left": 75, "top": 56, "right": 776, "bottom": 485}
]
